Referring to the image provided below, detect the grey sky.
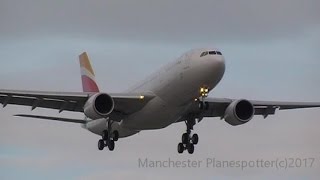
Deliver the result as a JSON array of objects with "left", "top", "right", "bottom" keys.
[
  {"left": 1, "top": 0, "right": 320, "bottom": 43},
  {"left": 1, "top": 1, "right": 320, "bottom": 180}
]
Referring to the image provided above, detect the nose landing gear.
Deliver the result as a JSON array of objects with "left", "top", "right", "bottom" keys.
[
  {"left": 178, "top": 86, "right": 210, "bottom": 154},
  {"left": 197, "top": 86, "right": 210, "bottom": 110}
]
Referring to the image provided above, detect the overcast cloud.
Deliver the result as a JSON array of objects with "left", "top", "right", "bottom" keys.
[
  {"left": 0, "top": 1, "right": 320, "bottom": 180},
  {"left": 1, "top": 0, "right": 320, "bottom": 43}
]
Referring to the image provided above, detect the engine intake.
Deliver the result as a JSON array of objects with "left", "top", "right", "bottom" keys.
[
  {"left": 84, "top": 93, "right": 114, "bottom": 119},
  {"left": 224, "top": 99, "right": 255, "bottom": 126}
]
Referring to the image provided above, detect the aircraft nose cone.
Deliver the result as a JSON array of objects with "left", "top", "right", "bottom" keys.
[
  {"left": 210, "top": 56, "right": 226, "bottom": 75},
  {"left": 216, "top": 56, "right": 225, "bottom": 68},
  {"left": 196, "top": 55, "right": 226, "bottom": 90}
]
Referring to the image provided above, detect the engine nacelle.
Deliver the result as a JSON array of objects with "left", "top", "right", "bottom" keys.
[
  {"left": 84, "top": 93, "right": 114, "bottom": 119},
  {"left": 224, "top": 99, "right": 255, "bottom": 126}
]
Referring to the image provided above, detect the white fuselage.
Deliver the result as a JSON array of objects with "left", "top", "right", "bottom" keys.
[{"left": 86, "top": 48, "right": 226, "bottom": 137}]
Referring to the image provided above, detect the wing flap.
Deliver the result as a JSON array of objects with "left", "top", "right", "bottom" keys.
[
  {"left": 0, "top": 93, "right": 84, "bottom": 112},
  {"left": 0, "top": 89, "right": 90, "bottom": 101},
  {"left": 15, "top": 114, "right": 86, "bottom": 124},
  {"left": 249, "top": 100, "right": 320, "bottom": 110}
]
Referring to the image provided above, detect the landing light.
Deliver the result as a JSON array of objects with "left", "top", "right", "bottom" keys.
[{"left": 139, "top": 95, "right": 145, "bottom": 100}]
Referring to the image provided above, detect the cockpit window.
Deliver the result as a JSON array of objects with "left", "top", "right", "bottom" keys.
[
  {"left": 200, "top": 51, "right": 208, "bottom": 57},
  {"left": 209, "top": 51, "right": 217, "bottom": 55},
  {"left": 201, "top": 50, "right": 222, "bottom": 57}
]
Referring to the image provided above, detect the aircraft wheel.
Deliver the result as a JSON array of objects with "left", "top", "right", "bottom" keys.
[
  {"left": 98, "top": 139, "right": 104, "bottom": 151},
  {"left": 187, "top": 144, "right": 194, "bottom": 154},
  {"left": 182, "top": 133, "right": 189, "bottom": 144},
  {"left": 178, "top": 143, "right": 184, "bottom": 154},
  {"left": 192, "top": 134, "right": 199, "bottom": 145},
  {"left": 108, "top": 140, "right": 115, "bottom": 151}
]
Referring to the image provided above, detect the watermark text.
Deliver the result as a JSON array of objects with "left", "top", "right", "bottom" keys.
[{"left": 138, "top": 157, "right": 317, "bottom": 170}]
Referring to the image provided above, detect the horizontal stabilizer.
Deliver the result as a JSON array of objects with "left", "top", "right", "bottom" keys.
[{"left": 15, "top": 114, "right": 87, "bottom": 124}]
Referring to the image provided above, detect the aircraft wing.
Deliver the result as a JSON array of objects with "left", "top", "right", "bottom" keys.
[
  {"left": 0, "top": 89, "right": 155, "bottom": 119},
  {"left": 14, "top": 114, "right": 87, "bottom": 124},
  {"left": 185, "top": 97, "right": 320, "bottom": 119}
]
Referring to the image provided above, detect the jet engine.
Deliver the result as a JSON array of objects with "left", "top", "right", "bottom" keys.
[
  {"left": 84, "top": 93, "right": 114, "bottom": 119},
  {"left": 224, "top": 99, "right": 255, "bottom": 126}
]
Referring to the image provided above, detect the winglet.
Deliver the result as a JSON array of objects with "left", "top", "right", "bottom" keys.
[{"left": 79, "top": 52, "right": 100, "bottom": 92}]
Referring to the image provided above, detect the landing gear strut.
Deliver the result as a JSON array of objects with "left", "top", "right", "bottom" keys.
[
  {"left": 197, "top": 86, "right": 210, "bottom": 110},
  {"left": 198, "top": 100, "right": 209, "bottom": 110},
  {"left": 177, "top": 118, "right": 199, "bottom": 154},
  {"left": 178, "top": 86, "right": 209, "bottom": 154},
  {"left": 98, "top": 119, "right": 119, "bottom": 151}
]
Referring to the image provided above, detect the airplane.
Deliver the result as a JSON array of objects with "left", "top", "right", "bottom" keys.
[{"left": 1, "top": 48, "right": 320, "bottom": 154}]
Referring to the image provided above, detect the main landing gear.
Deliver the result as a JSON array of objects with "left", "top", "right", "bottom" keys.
[
  {"left": 98, "top": 119, "right": 119, "bottom": 151},
  {"left": 177, "top": 118, "right": 199, "bottom": 154}
]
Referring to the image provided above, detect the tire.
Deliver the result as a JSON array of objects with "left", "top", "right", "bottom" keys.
[
  {"left": 182, "top": 133, "right": 189, "bottom": 144},
  {"left": 178, "top": 143, "right": 184, "bottom": 154},
  {"left": 113, "top": 131, "right": 119, "bottom": 142},
  {"left": 192, "top": 134, "right": 199, "bottom": 145},
  {"left": 98, "top": 139, "right": 104, "bottom": 150},
  {"left": 187, "top": 144, "right": 194, "bottom": 154},
  {"left": 108, "top": 140, "right": 115, "bottom": 151}
]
